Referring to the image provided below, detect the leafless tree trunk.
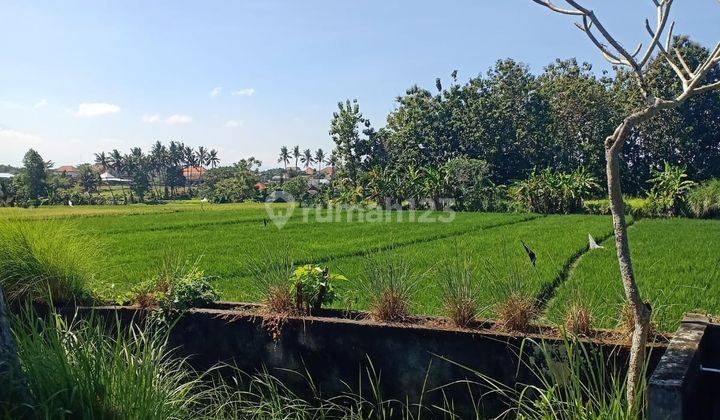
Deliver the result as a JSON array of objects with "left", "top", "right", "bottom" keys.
[{"left": 530, "top": 0, "right": 720, "bottom": 411}]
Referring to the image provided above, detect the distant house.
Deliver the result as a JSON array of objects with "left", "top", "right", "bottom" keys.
[
  {"left": 54, "top": 165, "right": 80, "bottom": 178},
  {"left": 182, "top": 166, "right": 206, "bottom": 182},
  {"left": 255, "top": 182, "right": 267, "bottom": 191},
  {"left": 100, "top": 172, "right": 131, "bottom": 184},
  {"left": 0, "top": 173, "right": 14, "bottom": 179},
  {"left": 305, "top": 167, "right": 316, "bottom": 176},
  {"left": 320, "top": 167, "right": 334, "bottom": 178}
]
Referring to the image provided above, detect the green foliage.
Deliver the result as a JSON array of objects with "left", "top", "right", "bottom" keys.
[
  {"left": 0, "top": 221, "right": 97, "bottom": 304},
  {"left": 289, "top": 264, "right": 346, "bottom": 313},
  {"left": 439, "top": 255, "right": 482, "bottom": 328},
  {"left": 464, "top": 337, "right": 646, "bottom": 419},
  {"left": 1, "top": 308, "right": 209, "bottom": 419},
  {"left": 687, "top": 179, "right": 720, "bottom": 218},
  {"left": 645, "top": 162, "right": 695, "bottom": 217},
  {"left": 126, "top": 259, "right": 218, "bottom": 313},
  {"left": 281, "top": 176, "right": 309, "bottom": 202},
  {"left": 200, "top": 158, "right": 262, "bottom": 203},
  {"left": 511, "top": 168, "right": 599, "bottom": 214},
  {"left": 357, "top": 255, "right": 421, "bottom": 322}
]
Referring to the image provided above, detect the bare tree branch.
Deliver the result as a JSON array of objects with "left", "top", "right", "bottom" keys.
[{"left": 530, "top": 0, "right": 583, "bottom": 16}]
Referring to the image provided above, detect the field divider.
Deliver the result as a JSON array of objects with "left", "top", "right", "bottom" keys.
[{"left": 535, "top": 218, "right": 637, "bottom": 312}]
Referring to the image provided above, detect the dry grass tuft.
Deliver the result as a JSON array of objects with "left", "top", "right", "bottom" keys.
[
  {"left": 371, "top": 290, "right": 410, "bottom": 323},
  {"left": 617, "top": 302, "right": 657, "bottom": 341},
  {"left": 495, "top": 293, "right": 539, "bottom": 332},
  {"left": 263, "top": 285, "right": 294, "bottom": 314},
  {"left": 444, "top": 297, "right": 478, "bottom": 329},
  {"left": 564, "top": 301, "right": 594, "bottom": 336}
]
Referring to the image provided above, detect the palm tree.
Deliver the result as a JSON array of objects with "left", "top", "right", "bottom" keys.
[
  {"left": 94, "top": 152, "right": 115, "bottom": 203},
  {"left": 301, "top": 149, "right": 314, "bottom": 169},
  {"left": 207, "top": 149, "right": 219, "bottom": 168},
  {"left": 150, "top": 141, "right": 168, "bottom": 198},
  {"left": 109, "top": 149, "right": 128, "bottom": 203},
  {"left": 197, "top": 146, "right": 209, "bottom": 168},
  {"left": 278, "top": 146, "right": 290, "bottom": 183},
  {"left": 292, "top": 146, "right": 301, "bottom": 170},
  {"left": 183, "top": 146, "right": 197, "bottom": 193},
  {"left": 325, "top": 152, "right": 338, "bottom": 180},
  {"left": 314, "top": 149, "right": 325, "bottom": 173}
]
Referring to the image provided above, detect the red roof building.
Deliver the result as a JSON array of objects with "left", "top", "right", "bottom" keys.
[{"left": 182, "top": 166, "right": 206, "bottom": 182}]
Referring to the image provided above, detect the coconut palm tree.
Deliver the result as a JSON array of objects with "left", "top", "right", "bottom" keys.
[
  {"left": 314, "top": 148, "right": 325, "bottom": 173},
  {"left": 94, "top": 152, "right": 116, "bottom": 203},
  {"left": 292, "top": 146, "right": 301, "bottom": 170},
  {"left": 278, "top": 146, "right": 290, "bottom": 184},
  {"left": 197, "top": 146, "right": 209, "bottom": 168},
  {"left": 150, "top": 141, "right": 168, "bottom": 198},
  {"left": 109, "top": 149, "right": 128, "bottom": 204},
  {"left": 301, "top": 149, "right": 314, "bottom": 169},
  {"left": 207, "top": 149, "right": 219, "bottom": 168}
]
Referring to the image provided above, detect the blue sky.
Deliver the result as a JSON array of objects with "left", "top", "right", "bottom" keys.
[{"left": 1, "top": 0, "right": 718, "bottom": 168}]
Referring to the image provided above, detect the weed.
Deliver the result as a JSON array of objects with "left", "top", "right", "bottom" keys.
[
  {"left": 564, "top": 298, "right": 594, "bottom": 336},
  {"left": 359, "top": 255, "right": 420, "bottom": 322},
  {"left": 439, "top": 255, "right": 481, "bottom": 328}
]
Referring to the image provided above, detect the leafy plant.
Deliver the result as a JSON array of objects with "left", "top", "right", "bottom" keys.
[
  {"left": 687, "top": 179, "right": 720, "bottom": 218},
  {"left": 127, "top": 258, "right": 218, "bottom": 313},
  {"left": 645, "top": 162, "right": 696, "bottom": 217},
  {"left": 289, "top": 264, "right": 346, "bottom": 313},
  {"left": 512, "top": 167, "right": 599, "bottom": 214}
]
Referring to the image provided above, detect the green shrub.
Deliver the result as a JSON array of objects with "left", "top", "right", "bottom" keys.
[
  {"left": 289, "top": 264, "right": 346, "bottom": 313},
  {"left": 0, "top": 221, "right": 97, "bottom": 304},
  {"left": 687, "top": 179, "right": 720, "bottom": 218},
  {"left": 1, "top": 308, "right": 208, "bottom": 419},
  {"left": 126, "top": 259, "right": 218, "bottom": 312},
  {"left": 512, "top": 167, "right": 599, "bottom": 214},
  {"left": 249, "top": 245, "right": 296, "bottom": 313},
  {"left": 645, "top": 162, "right": 695, "bottom": 217}
]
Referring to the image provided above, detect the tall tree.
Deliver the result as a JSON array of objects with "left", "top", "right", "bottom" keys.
[
  {"left": 292, "top": 145, "right": 301, "bottom": 170},
  {"left": 278, "top": 146, "right": 290, "bottom": 183},
  {"left": 301, "top": 149, "right": 314, "bottom": 169},
  {"left": 17, "top": 149, "right": 48, "bottom": 201},
  {"left": 329, "top": 99, "right": 373, "bottom": 184},
  {"left": 314, "top": 148, "right": 325, "bottom": 172},
  {"left": 207, "top": 149, "right": 220, "bottom": 168},
  {"left": 531, "top": 0, "right": 720, "bottom": 409}
]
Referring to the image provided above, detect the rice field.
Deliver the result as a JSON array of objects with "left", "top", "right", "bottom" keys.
[{"left": 2, "top": 202, "right": 719, "bottom": 331}]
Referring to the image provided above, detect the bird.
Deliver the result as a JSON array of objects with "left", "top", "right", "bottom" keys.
[
  {"left": 200, "top": 198, "right": 208, "bottom": 203},
  {"left": 263, "top": 218, "right": 268, "bottom": 227},
  {"left": 588, "top": 234, "right": 604, "bottom": 250},
  {"left": 68, "top": 200, "right": 73, "bottom": 207},
  {"left": 520, "top": 240, "right": 536, "bottom": 266}
]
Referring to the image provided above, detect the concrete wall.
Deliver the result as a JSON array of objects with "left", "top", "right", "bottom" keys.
[
  {"left": 73, "top": 304, "right": 666, "bottom": 418},
  {"left": 649, "top": 314, "right": 720, "bottom": 419}
]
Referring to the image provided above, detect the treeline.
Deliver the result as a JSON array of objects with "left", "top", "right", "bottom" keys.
[{"left": 327, "top": 36, "right": 720, "bottom": 196}]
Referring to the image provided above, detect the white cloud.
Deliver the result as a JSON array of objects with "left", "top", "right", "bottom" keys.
[
  {"left": 33, "top": 99, "right": 48, "bottom": 109},
  {"left": 75, "top": 102, "right": 121, "bottom": 117},
  {"left": 0, "top": 127, "right": 44, "bottom": 145},
  {"left": 224, "top": 119, "right": 243, "bottom": 128},
  {"left": 210, "top": 87, "right": 222, "bottom": 97},
  {"left": 231, "top": 88, "right": 255, "bottom": 97},
  {"left": 141, "top": 114, "right": 161, "bottom": 123},
  {"left": 165, "top": 114, "right": 192, "bottom": 125}
]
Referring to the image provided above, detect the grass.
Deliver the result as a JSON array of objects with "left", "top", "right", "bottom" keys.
[
  {"left": 547, "top": 218, "right": 720, "bottom": 331},
  {"left": 0, "top": 220, "right": 98, "bottom": 303},
  {"left": 2, "top": 202, "right": 720, "bottom": 331}
]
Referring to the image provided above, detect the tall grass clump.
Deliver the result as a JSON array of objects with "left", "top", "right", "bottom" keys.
[
  {"left": 0, "top": 221, "right": 98, "bottom": 304},
  {"left": 440, "top": 255, "right": 482, "bottom": 328},
  {"left": 687, "top": 179, "right": 720, "bottom": 218},
  {"left": 359, "top": 255, "right": 421, "bottom": 322},
  {"left": 444, "top": 337, "right": 648, "bottom": 419},
  {"left": 485, "top": 259, "right": 540, "bottom": 332},
  {"left": 563, "top": 297, "right": 594, "bottom": 337},
  {"left": 249, "top": 245, "right": 295, "bottom": 313},
  {"left": 0, "top": 308, "right": 209, "bottom": 419}
]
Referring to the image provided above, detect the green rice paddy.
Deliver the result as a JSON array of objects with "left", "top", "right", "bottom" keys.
[{"left": 2, "top": 202, "right": 718, "bottom": 331}]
